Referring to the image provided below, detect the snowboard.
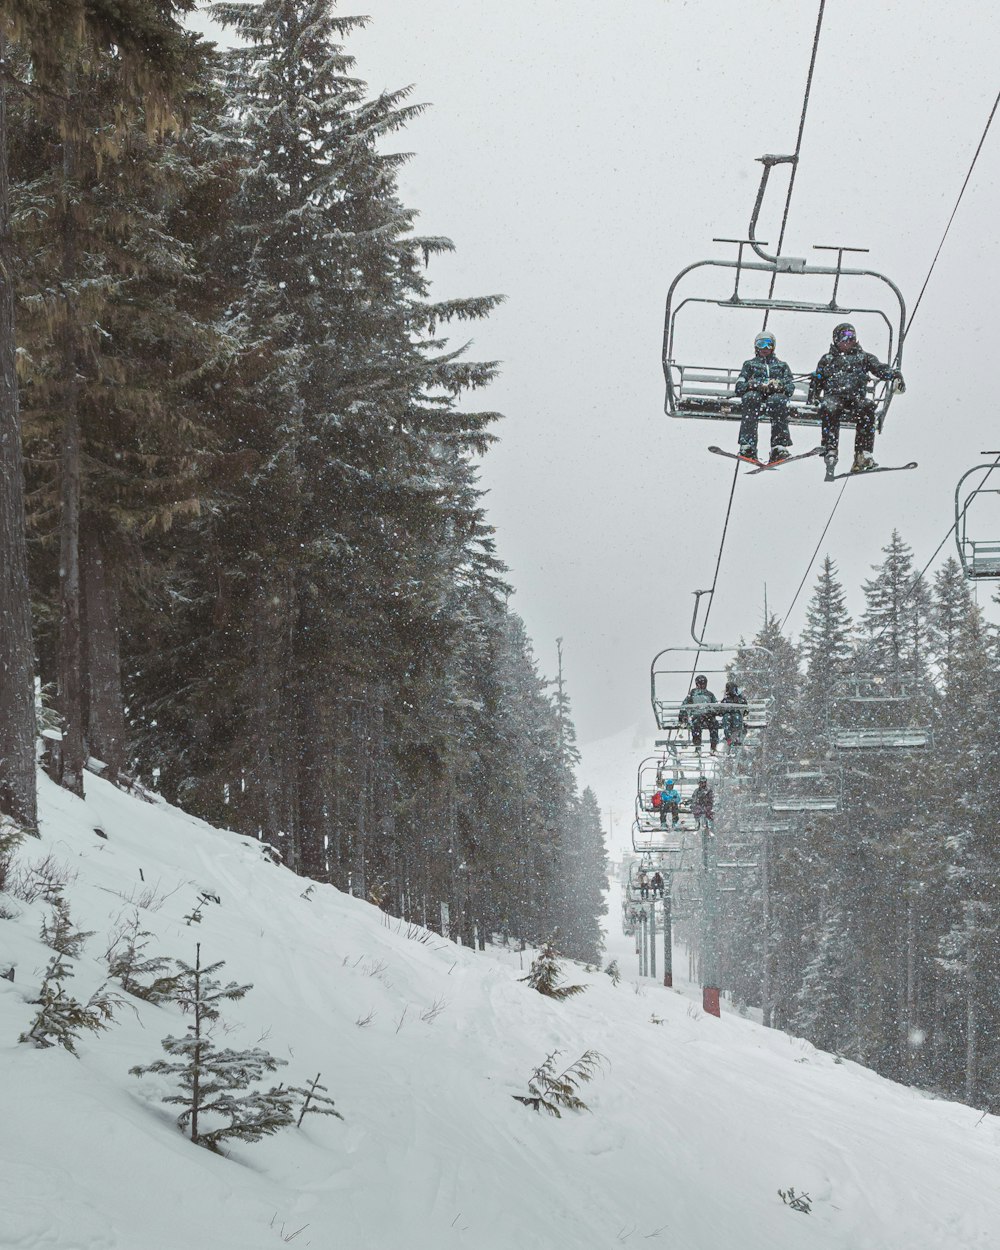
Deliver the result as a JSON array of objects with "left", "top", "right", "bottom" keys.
[
  {"left": 708, "top": 446, "right": 824, "bottom": 474},
  {"left": 826, "top": 461, "right": 918, "bottom": 482}
]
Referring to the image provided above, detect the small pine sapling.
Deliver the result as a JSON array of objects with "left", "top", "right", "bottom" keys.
[
  {"left": 40, "top": 896, "right": 95, "bottom": 957},
  {"left": 130, "top": 944, "right": 295, "bottom": 1152},
  {"left": 513, "top": 1049, "right": 606, "bottom": 1117},
  {"left": 289, "top": 1072, "right": 344, "bottom": 1127},
  {"left": 19, "top": 954, "right": 119, "bottom": 1054},
  {"left": 105, "top": 910, "right": 178, "bottom": 1002},
  {"left": 604, "top": 959, "right": 621, "bottom": 986},
  {"left": 519, "top": 940, "right": 586, "bottom": 1000},
  {"left": 183, "top": 899, "right": 205, "bottom": 926},
  {"left": 778, "top": 1188, "right": 812, "bottom": 1214}
]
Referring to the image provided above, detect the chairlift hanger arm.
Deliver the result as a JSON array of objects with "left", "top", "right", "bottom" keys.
[
  {"left": 690, "top": 590, "right": 774, "bottom": 655},
  {"left": 662, "top": 257, "right": 907, "bottom": 373}
]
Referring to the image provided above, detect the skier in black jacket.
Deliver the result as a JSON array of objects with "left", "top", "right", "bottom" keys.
[
  {"left": 809, "top": 322, "right": 903, "bottom": 479},
  {"left": 679, "top": 675, "right": 720, "bottom": 753},
  {"left": 733, "top": 331, "right": 796, "bottom": 463}
]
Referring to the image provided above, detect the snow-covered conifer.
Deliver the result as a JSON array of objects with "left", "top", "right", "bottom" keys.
[
  {"left": 19, "top": 954, "right": 118, "bottom": 1054},
  {"left": 130, "top": 944, "right": 294, "bottom": 1151},
  {"left": 105, "top": 911, "right": 177, "bottom": 1002},
  {"left": 39, "top": 896, "right": 94, "bottom": 958},
  {"left": 520, "top": 940, "right": 586, "bottom": 1001}
]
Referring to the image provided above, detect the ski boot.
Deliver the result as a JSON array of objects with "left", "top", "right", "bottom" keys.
[
  {"left": 768, "top": 446, "right": 791, "bottom": 464},
  {"left": 824, "top": 450, "right": 837, "bottom": 482},
  {"left": 739, "top": 443, "right": 758, "bottom": 461},
  {"left": 852, "top": 451, "right": 878, "bottom": 474}
]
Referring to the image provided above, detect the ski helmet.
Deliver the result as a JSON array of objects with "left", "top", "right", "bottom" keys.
[
  {"left": 695, "top": 674, "right": 708, "bottom": 688},
  {"left": 832, "top": 322, "right": 858, "bottom": 350},
  {"left": 754, "top": 331, "right": 776, "bottom": 356}
]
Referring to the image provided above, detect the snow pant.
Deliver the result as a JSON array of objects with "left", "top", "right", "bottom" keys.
[
  {"left": 722, "top": 713, "right": 745, "bottom": 746},
  {"left": 660, "top": 801, "right": 680, "bottom": 827},
  {"left": 819, "top": 394, "right": 876, "bottom": 456},
  {"left": 738, "top": 394, "right": 792, "bottom": 452},
  {"left": 640, "top": 884, "right": 649, "bottom": 899},
  {"left": 691, "top": 719, "right": 719, "bottom": 750}
]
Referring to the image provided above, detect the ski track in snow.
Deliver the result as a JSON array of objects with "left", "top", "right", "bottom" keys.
[{"left": 1, "top": 773, "right": 999, "bottom": 1249}]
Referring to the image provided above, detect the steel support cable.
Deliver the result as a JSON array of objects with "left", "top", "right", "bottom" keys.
[
  {"left": 856, "top": 453, "right": 1000, "bottom": 668},
  {"left": 688, "top": 0, "right": 827, "bottom": 680},
  {"left": 688, "top": 458, "right": 741, "bottom": 688},
  {"left": 850, "top": 88, "right": 1000, "bottom": 662},
  {"left": 904, "top": 84, "right": 1000, "bottom": 342},
  {"left": 778, "top": 82, "right": 1000, "bottom": 644},
  {"left": 779, "top": 478, "right": 849, "bottom": 630},
  {"left": 762, "top": 0, "right": 827, "bottom": 328}
]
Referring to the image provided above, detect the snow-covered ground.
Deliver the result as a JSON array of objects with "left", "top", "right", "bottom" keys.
[{"left": 3, "top": 774, "right": 1000, "bottom": 1250}]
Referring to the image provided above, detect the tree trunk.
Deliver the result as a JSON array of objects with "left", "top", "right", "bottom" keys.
[
  {"left": 964, "top": 967, "right": 977, "bottom": 1105},
  {"left": 248, "top": 567, "right": 288, "bottom": 848},
  {"left": 80, "top": 516, "right": 126, "bottom": 780},
  {"left": 0, "top": 32, "right": 37, "bottom": 828},
  {"left": 56, "top": 124, "right": 85, "bottom": 797},
  {"left": 297, "top": 682, "right": 328, "bottom": 880}
]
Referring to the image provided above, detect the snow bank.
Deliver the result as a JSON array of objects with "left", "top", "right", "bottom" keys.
[{"left": 2, "top": 773, "right": 999, "bottom": 1250}]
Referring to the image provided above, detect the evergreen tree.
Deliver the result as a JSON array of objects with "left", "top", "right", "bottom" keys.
[
  {"left": 3, "top": 1, "right": 202, "bottom": 797},
  {"left": 130, "top": 945, "right": 295, "bottom": 1151},
  {"left": 859, "top": 530, "right": 932, "bottom": 681},
  {"left": 799, "top": 555, "right": 853, "bottom": 742},
  {"left": 19, "top": 953, "right": 118, "bottom": 1053},
  {"left": 520, "top": 940, "right": 586, "bottom": 1000}
]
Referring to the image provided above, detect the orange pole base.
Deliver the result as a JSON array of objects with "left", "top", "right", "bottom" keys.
[
  {"left": 703, "top": 986, "right": 720, "bottom": 1017},
  {"left": 663, "top": 972, "right": 673, "bottom": 987}
]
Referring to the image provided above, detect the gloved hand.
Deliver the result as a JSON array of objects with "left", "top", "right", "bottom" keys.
[{"left": 892, "top": 371, "right": 906, "bottom": 394}]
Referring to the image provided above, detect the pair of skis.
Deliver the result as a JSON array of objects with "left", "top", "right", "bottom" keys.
[{"left": 708, "top": 445, "right": 917, "bottom": 480}]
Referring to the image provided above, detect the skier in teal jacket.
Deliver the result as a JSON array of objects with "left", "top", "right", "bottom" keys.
[{"left": 734, "top": 331, "right": 796, "bottom": 463}]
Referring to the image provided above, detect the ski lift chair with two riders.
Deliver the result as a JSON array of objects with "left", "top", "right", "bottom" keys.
[{"left": 662, "top": 155, "right": 912, "bottom": 480}]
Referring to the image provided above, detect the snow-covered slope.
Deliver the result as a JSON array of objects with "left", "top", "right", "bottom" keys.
[{"left": 3, "top": 774, "right": 1000, "bottom": 1250}]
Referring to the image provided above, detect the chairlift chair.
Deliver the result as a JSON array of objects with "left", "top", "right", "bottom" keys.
[
  {"left": 631, "top": 819, "right": 687, "bottom": 857},
  {"left": 827, "top": 674, "right": 931, "bottom": 750},
  {"left": 662, "top": 155, "right": 906, "bottom": 434},
  {"left": 769, "top": 762, "right": 844, "bottom": 813},
  {"left": 955, "top": 455, "right": 1000, "bottom": 579}
]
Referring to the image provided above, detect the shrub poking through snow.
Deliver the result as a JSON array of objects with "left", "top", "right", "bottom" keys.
[
  {"left": 778, "top": 1188, "right": 812, "bottom": 1214},
  {"left": 519, "top": 940, "right": 586, "bottom": 1000},
  {"left": 19, "top": 954, "right": 119, "bottom": 1054},
  {"left": 130, "top": 944, "right": 295, "bottom": 1152},
  {"left": 289, "top": 1072, "right": 343, "bottom": 1127},
  {"left": 40, "top": 896, "right": 94, "bottom": 957},
  {"left": 105, "top": 910, "right": 178, "bottom": 1002},
  {"left": 605, "top": 959, "right": 621, "bottom": 986},
  {"left": 512, "top": 1049, "right": 606, "bottom": 1117}
]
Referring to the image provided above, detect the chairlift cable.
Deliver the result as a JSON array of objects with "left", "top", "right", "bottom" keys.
[
  {"left": 858, "top": 450, "right": 1000, "bottom": 664},
  {"left": 851, "top": 85, "right": 1000, "bottom": 655},
  {"left": 691, "top": 0, "right": 827, "bottom": 679},
  {"left": 762, "top": 0, "right": 827, "bottom": 329},
  {"left": 778, "top": 477, "right": 849, "bottom": 630},
  {"left": 904, "top": 84, "right": 1000, "bottom": 342},
  {"left": 687, "top": 459, "right": 741, "bottom": 687},
  {"left": 779, "top": 84, "right": 1000, "bottom": 642}
]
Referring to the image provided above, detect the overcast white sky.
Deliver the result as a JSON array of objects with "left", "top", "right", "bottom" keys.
[{"left": 192, "top": 2, "right": 1000, "bottom": 779}]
